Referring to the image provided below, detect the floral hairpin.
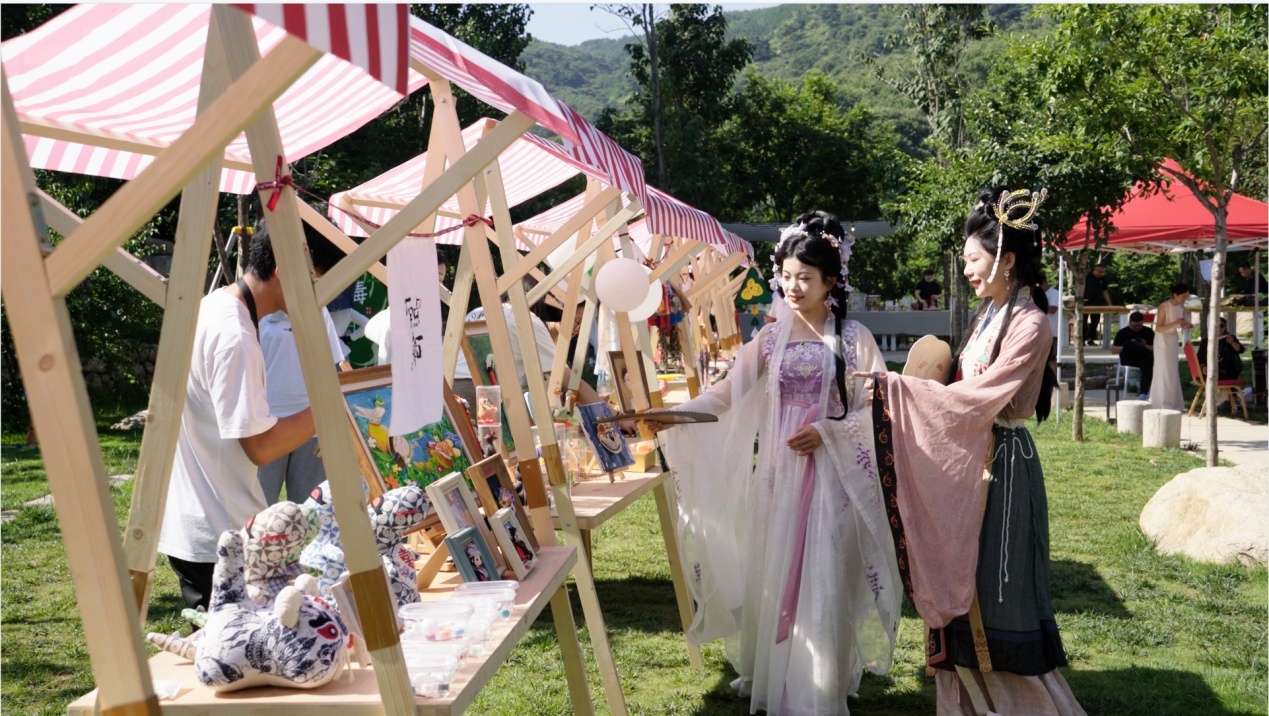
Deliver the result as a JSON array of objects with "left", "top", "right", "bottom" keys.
[
  {"left": 768, "top": 222, "right": 856, "bottom": 296},
  {"left": 986, "top": 188, "right": 1047, "bottom": 283}
]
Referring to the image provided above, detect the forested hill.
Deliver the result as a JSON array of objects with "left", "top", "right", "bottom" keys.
[{"left": 522, "top": 4, "right": 1053, "bottom": 155}]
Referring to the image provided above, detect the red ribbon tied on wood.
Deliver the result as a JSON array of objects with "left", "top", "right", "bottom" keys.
[{"left": 257, "top": 155, "right": 294, "bottom": 212}]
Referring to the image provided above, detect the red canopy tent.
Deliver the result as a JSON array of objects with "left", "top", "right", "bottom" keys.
[{"left": 1062, "top": 159, "right": 1269, "bottom": 254}]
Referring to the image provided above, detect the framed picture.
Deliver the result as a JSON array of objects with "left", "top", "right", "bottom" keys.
[
  {"left": 607, "top": 350, "right": 651, "bottom": 414},
  {"left": 424, "top": 471, "right": 504, "bottom": 571},
  {"left": 443, "top": 526, "right": 499, "bottom": 583},
  {"left": 339, "top": 365, "right": 479, "bottom": 497},
  {"left": 490, "top": 507, "right": 537, "bottom": 580},
  {"left": 577, "top": 401, "right": 634, "bottom": 474},
  {"left": 461, "top": 321, "right": 515, "bottom": 452},
  {"left": 466, "top": 453, "right": 537, "bottom": 551}
]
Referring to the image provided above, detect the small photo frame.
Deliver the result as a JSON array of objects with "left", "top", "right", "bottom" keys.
[
  {"left": 607, "top": 350, "right": 651, "bottom": 414},
  {"left": 444, "top": 526, "right": 499, "bottom": 583},
  {"left": 466, "top": 453, "right": 537, "bottom": 551},
  {"left": 339, "top": 365, "right": 479, "bottom": 497},
  {"left": 491, "top": 507, "right": 537, "bottom": 580},
  {"left": 577, "top": 401, "right": 634, "bottom": 474},
  {"left": 425, "top": 471, "right": 504, "bottom": 572}
]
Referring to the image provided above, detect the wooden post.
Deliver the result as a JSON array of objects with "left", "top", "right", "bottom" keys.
[
  {"left": 120, "top": 10, "right": 234, "bottom": 621},
  {"left": 216, "top": 7, "right": 414, "bottom": 711},
  {"left": 2, "top": 68, "right": 161, "bottom": 716}
]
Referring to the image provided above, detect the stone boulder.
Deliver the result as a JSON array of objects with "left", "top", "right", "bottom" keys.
[{"left": 1140, "top": 464, "right": 1268, "bottom": 568}]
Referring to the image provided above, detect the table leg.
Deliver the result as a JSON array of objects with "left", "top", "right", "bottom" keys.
[
  {"left": 652, "top": 478, "right": 705, "bottom": 669},
  {"left": 581, "top": 529, "right": 593, "bottom": 568},
  {"left": 549, "top": 584, "right": 595, "bottom": 716}
]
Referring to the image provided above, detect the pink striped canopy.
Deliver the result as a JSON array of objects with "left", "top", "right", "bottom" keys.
[
  {"left": 2, "top": 4, "right": 426, "bottom": 194},
  {"left": 234, "top": 4, "right": 409, "bottom": 94},
  {"left": 407, "top": 16, "right": 648, "bottom": 209}
]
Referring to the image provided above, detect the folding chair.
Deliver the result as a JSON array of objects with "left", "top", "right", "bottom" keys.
[{"left": 1183, "top": 343, "right": 1249, "bottom": 420}]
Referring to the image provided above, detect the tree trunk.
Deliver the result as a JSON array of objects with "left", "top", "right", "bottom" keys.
[
  {"left": 1204, "top": 205, "right": 1228, "bottom": 467},
  {"left": 1071, "top": 251, "right": 1089, "bottom": 441},
  {"left": 643, "top": 5, "right": 667, "bottom": 190}
]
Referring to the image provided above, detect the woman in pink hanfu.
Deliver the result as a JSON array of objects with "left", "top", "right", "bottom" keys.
[
  {"left": 868, "top": 187, "right": 1084, "bottom": 715},
  {"left": 651, "top": 211, "right": 902, "bottom": 716}
]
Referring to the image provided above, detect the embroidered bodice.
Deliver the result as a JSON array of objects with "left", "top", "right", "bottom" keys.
[{"left": 762, "top": 324, "right": 857, "bottom": 412}]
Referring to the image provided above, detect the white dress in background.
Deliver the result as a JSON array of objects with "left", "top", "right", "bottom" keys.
[{"left": 662, "top": 317, "right": 901, "bottom": 716}]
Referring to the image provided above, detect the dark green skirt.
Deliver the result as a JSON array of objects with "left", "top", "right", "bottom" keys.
[{"left": 928, "top": 424, "right": 1070, "bottom": 676}]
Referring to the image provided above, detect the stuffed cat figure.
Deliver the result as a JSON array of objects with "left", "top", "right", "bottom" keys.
[
  {"left": 299, "top": 481, "right": 430, "bottom": 608},
  {"left": 191, "top": 530, "right": 351, "bottom": 691},
  {"left": 243, "top": 501, "right": 317, "bottom": 605}
]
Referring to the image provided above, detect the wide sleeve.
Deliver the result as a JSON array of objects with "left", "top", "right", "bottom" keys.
[
  {"left": 674, "top": 323, "right": 771, "bottom": 416},
  {"left": 875, "top": 308, "right": 1049, "bottom": 628}
]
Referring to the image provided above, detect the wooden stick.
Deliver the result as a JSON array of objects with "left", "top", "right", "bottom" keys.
[
  {"left": 44, "top": 34, "right": 322, "bottom": 298},
  {"left": 525, "top": 202, "right": 641, "bottom": 307},
  {"left": 216, "top": 7, "right": 413, "bottom": 710},
  {"left": 295, "top": 198, "right": 388, "bottom": 285},
  {"left": 2, "top": 69, "right": 161, "bottom": 716},
  {"left": 495, "top": 186, "right": 621, "bottom": 293},
  {"left": 684, "top": 252, "right": 744, "bottom": 301},
  {"left": 121, "top": 7, "right": 236, "bottom": 623}
]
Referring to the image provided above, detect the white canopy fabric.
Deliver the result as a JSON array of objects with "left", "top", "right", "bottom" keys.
[{"left": 2, "top": 4, "right": 426, "bottom": 194}]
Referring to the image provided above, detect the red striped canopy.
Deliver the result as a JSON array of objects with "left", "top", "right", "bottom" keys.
[
  {"left": 407, "top": 16, "right": 648, "bottom": 209},
  {"left": 2, "top": 4, "right": 426, "bottom": 194},
  {"left": 234, "top": 4, "right": 408, "bottom": 94}
]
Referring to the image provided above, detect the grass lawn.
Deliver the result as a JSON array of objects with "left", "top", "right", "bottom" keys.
[{"left": 2, "top": 418, "right": 1265, "bottom": 715}]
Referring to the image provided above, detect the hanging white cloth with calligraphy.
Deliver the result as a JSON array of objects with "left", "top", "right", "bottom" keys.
[{"left": 387, "top": 237, "right": 442, "bottom": 434}]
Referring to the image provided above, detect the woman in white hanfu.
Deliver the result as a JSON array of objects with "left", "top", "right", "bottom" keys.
[{"left": 648, "top": 211, "right": 901, "bottom": 716}]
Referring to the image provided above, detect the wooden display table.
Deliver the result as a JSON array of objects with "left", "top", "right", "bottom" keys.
[
  {"left": 549, "top": 468, "right": 703, "bottom": 668},
  {"left": 67, "top": 547, "right": 579, "bottom": 716}
]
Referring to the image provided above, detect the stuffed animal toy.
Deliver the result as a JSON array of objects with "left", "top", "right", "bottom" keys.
[
  {"left": 243, "top": 501, "right": 317, "bottom": 605},
  {"left": 298, "top": 481, "right": 430, "bottom": 608},
  {"left": 147, "top": 529, "right": 352, "bottom": 691}
]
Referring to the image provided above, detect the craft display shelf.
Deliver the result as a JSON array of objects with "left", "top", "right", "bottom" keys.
[
  {"left": 67, "top": 546, "right": 578, "bottom": 716},
  {"left": 550, "top": 470, "right": 670, "bottom": 564}
]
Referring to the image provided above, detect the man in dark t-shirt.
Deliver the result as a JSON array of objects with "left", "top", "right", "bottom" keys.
[
  {"left": 1111, "top": 311, "right": 1154, "bottom": 397},
  {"left": 913, "top": 269, "right": 943, "bottom": 310},
  {"left": 1083, "top": 265, "right": 1111, "bottom": 344},
  {"left": 1197, "top": 317, "right": 1246, "bottom": 381}
]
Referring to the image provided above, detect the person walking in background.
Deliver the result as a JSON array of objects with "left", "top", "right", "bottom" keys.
[
  {"left": 1083, "top": 264, "right": 1111, "bottom": 344},
  {"left": 1111, "top": 311, "right": 1155, "bottom": 400},
  {"left": 1149, "top": 283, "right": 1191, "bottom": 411},
  {"left": 869, "top": 186, "right": 1082, "bottom": 714}
]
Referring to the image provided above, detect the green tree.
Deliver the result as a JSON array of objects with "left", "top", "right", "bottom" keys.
[{"left": 1042, "top": 4, "right": 1268, "bottom": 463}]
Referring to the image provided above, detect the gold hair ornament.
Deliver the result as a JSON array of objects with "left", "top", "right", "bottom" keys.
[{"left": 987, "top": 188, "right": 1047, "bottom": 283}]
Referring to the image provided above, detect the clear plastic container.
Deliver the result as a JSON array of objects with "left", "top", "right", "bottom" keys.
[
  {"left": 398, "top": 601, "right": 474, "bottom": 644},
  {"left": 401, "top": 640, "right": 466, "bottom": 663},
  {"left": 404, "top": 652, "right": 460, "bottom": 698},
  {"left": 453, "top": 579, "right": 519, "bottom": 594},
  {"left": 450, "top": 589, "right": 516, "bottom": 621}
]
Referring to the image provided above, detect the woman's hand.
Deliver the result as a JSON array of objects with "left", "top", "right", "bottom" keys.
[{"left": 786, "top": 425, "right": 823, "bottom": 456}]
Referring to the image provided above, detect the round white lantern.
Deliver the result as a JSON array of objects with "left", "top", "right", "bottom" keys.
[
  {"left": 595, "top": 258, "right": 648, "bottom": 312},
  {"left": 627, "top": 277, "right": 664, "bottom": 321}
]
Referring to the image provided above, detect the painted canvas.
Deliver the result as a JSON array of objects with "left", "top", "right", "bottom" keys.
[
  {"left": 339, "top": 366, "right": 476, "bottom": 493},
  {"left": 577, "top": 401, "right": 634, "bottom": 473}
]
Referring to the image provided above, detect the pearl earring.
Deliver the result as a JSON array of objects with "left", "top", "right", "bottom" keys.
[{"left": 1005, "top": 269, "right": 1011, "bottom": 280}]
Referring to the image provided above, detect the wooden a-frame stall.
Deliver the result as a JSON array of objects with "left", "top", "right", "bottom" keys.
[{"left": 0, "top": 5, "right": 652, "bottom": 715}]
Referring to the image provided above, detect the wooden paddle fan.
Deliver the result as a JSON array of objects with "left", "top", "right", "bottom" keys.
[{"left": 903, "top": 335, "right": 954, "bottom": 384}]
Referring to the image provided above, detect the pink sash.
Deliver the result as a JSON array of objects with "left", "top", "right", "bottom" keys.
[{"left": 775, "top": 399, "right": 818, "bottom": 644}]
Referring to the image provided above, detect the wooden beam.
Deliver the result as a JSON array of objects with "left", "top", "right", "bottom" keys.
[
  {"left": 2, "top": 68, "right": 161, "bottom": 716},
  {"left": 44, "top": 34, "right": 322, "bottom": 298},
  {"left": 495, "top": 186, "right": 621, "bottom": 293},
  {"left": 525, "top": 201, "right": 641, "bottom": 307},
  {"left": 648, "top": 240, "right": 703, "bottom": 284},
  {"left": 313, "top": 110, "right": 534, "bottom": 308},
  {"left": 216, "top": 7, "right": 414, "bottom": 711},
  {"left": 683, "top": 251, "right": 744, "bottom": 301},
  {"left": 18, "top": 115, "right": 258, "bottom": 176},
  {"left": 121, "top": 8, "right": 235, "bottom": 624},
  {"left": 37, "top": 190, "right": 169, "bottom": 308}
]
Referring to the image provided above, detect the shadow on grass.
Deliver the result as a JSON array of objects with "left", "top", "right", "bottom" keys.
[
  {"left": 692, "top": 665, "right": 936, "bottom": 715},
  {"left": 1066, "top": 665, "right": 1258, "bottom": 716},
  {"left": 1050, "top": 558, "right": 1132, "bottom": 618}
]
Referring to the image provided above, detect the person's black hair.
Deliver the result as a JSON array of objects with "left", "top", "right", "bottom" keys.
[
  {"left": 957, "top": 185, "right": 1056, "bottom": 422},
  {"left": 247, "top": 215, "right": 344, "bottom": 279},
  {"left": 1129, "top": 311, "right": 1144, "bottom": 322},
  {"left": 1169, "top": 282, "right": 1189, "bottom": 296},
  {"left": 773, "top": 209, "right": 851, "bottom": 420},
  {"left": 923, "top": 268, "right": 935, "bottom": 276}
]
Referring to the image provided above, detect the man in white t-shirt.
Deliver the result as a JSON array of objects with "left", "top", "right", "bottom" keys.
[
  {"left": 256, "top": 224, "right": 352, "bottom": 505},
  {"left": 158, "top": 222, "right": 323, "bottom": 611},
  {"left": 1040, "top": 273, "right": 1061, "bottom": 373}
]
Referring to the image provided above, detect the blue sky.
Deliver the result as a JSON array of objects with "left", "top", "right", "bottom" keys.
[{"left": 526, "top": 3, "right": 780, "bottom": 46}]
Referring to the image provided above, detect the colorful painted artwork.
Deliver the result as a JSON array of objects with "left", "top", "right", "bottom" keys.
[
  {"left": 340, "top": 368, "right": 475, "bottom": 493},
  {"left": 577, "top": 401, "right": 634, "bottom": 474}
]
